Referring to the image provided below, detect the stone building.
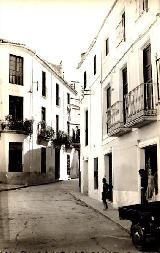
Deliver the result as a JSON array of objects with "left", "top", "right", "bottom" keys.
[
  {"left": 0, "top": 39, "right": 80, "bottom": 185},
  {"left": 78, "top": 0, "right": 160, "bottom": 207}
]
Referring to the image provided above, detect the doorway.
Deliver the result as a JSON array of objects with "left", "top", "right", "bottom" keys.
[
  {"left": 83, "top": 160, "right": 88, "bottom": 195},
  {"left": 55, "top": 148, "right": 60, "bottom": 180},
  {"left": 145, "top": 145, "right": 158, "bottom": 200},
  {"left": 104, "top": 153, "right": 113, "bottom": 202}
]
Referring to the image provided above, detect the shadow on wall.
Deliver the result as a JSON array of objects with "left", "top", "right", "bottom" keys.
[
  {"left": 70, "top": 149, "right": 79, "bottom": 179},
  {"left": 0, "top": 147, "right": 55, "bottom": 185}
]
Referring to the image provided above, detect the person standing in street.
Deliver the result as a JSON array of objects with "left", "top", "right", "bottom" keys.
[{"left": 102, "top": 178, "right": 109, "bottom": 210}]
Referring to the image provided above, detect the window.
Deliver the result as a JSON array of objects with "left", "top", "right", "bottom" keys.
[
  {"left": 56, "top": 115, "right": 59, "bottom": 133},
  {"left": 56, "top": 83, "right": 60, "bottom": 106},
  {"left": 116, "top": 11, "right": 125, "bottom": 45},
  {"left": 106, "top": 38, "right": 109, "bottom": 56},
  {"left": 136, "top": 0, "right": 148, "bottom": 16},
  {"left": 84, "top": 71, "right": 87, "bottom": 89},
  {"left": 41, "top": 147, "right": 46, "bottom": 174},
  {"left": 94, "top": 157, "right": 98, "bottom": 189},
  {"left": 9, "top": 54, "right": 23, "bottom": 85},
  {"left": 106, "top": 86, "right": 111, "bottom": 133},
  {"left": 9, "top": 142, "right": 23, "bottom": 172},
  {"left": 143, "top": 44, "right": 153, "bottom": 109},
  {"left": 67, "top": 93, "right": 70, "bottom": 104},
  {"left": 67, "top": 121, "right": 70, "bottom": 135},
  {"left": 42, "top": 71, "right": 46, "bottom": 97},
  {"left": 94, "top": 55, "right": 96, "bottom": 75},
  {"left": 122, "top": 67, "right": 128, "bottom": 123},
  {"left": 85, "top": 109, "right": 88, "bottom": 146},
  {"left": 9, "top": 95, "right": 23, "bottom": 120},
  {"left": 41, "top": 107, "right": 46, "bottom": 121}
]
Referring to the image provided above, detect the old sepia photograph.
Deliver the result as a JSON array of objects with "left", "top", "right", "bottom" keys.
[{"left": 0, "top": 0, "right": 160, "bottom": 252}]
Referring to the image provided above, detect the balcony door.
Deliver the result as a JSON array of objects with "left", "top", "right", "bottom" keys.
[
  {"left": 122, "top": 67, "right": 128, "bottom": 124},
  {"left": 9, "top": 95, "right": 23, "bottom": 120},
  {"left": 143, "top": 44, "right": 153, "bottom": 110}
]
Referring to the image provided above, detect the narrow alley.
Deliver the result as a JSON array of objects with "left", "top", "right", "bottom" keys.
[{"left": 0, "top": 179, "right": 137, "bottom": 252}]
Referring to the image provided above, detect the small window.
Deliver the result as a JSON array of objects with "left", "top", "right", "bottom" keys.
[
  {"left": 116, "top": 11, "right": 125, "bottom": 46},
  {"left": 94, "top": 157, "right": 98, "bottom": 189},
  {"left": 85, "top": 109, "right": 88, "bottom": 146},
  {"left": 106, "top": 38, "right": 109, "bottom": 56},
  {"left": 41, "top": 107, "right": 46, "bottom": 121},
  {"left": 56, "top": 83, "right": 60, "bottom": 106},
  {"left": 67, "top": 121, "right": 70, "bottom": 135},
  {"left": 9, "top": 142, "right": 23, "bottom": 172},
  {"left": 9, "top": 54, "right": 23, "bottom": 85},
  {"left": 107, "top": 86, "right": 111, "bottom": 109},
  {"left": 84, "top": 71, "right": 87, "bottom": 89},
  {"left": 67, "top": 93, "right": 70, "bottom": 104},
  {"left": 137, "top": 0, "right": 148, "bottom": 16},
  {"left": 42, "top": 71, "right": 46, "bottom": 97},
  {"left": 94, "top": 55, "right": 96, "bottom": 75},
  {"left": 56, "top": 115, "right": 59, "bottom": 133}
]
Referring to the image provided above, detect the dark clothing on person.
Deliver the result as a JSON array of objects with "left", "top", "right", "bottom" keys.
[
  {"left": 139, "top": 169, "right": 148, "bottom": 204},
  {"left": 102, "top": 178, "right": 109, "bottom": 209}
]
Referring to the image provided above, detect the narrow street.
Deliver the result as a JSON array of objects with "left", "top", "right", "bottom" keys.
[{"left": 0, "top": 180, "right": 139, "bottom": 252}]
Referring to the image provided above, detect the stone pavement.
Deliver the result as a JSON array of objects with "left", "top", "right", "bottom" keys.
[
  {"left": 0, "top": 180, "right": 131, "bottom": 234},
  {"left": 70, "top": 191, "right": 131, "bottom": 234}
]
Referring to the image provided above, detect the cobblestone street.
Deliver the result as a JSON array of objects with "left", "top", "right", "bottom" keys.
[{"left": 0, "top": 179, "right": 140, "bottom": 252}]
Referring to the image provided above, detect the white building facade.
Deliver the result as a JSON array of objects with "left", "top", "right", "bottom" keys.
[
  {"left": 0, "top": 39, "right": 80, "bottom": 185},
  {"left": 78, "top": 0, "right": 160, "bottom": 208}
]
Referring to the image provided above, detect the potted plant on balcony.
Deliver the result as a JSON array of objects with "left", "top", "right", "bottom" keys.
[
  {"left": 52, "top": 130, "right": 72, "bottom": 150},
  {"left": 23, "top": 119, "right": 33, "bottom": 134},
  {"left": 1, "top": 115, "right": 13, "bottom": 130},
  {"left": 37, "top": 121, "right": 54, "bottom": 142}
]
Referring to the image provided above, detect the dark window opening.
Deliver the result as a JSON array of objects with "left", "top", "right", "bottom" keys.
[
  {"left": 122, "top": 67, "right": 128, "bottom": 123},
  {"left": 106, "top": 86, "right": 111, "bottom": 133},
  {"left": 67, "top": 93, "right": 70, "bottom": 104},
  {"left": 9, "top": 95, "right": 23, "bottom": 121},
  {"left": 94, "top": 157, "right": 98, "bottom": 189},
  {"left": 106, "top": 38, "right": 109, "bottom": 56},
  {"left": 143, "top": 44, "right": 153, "bottom": 110},
  {"left": 56, "top": 83, "right": 60, "bottom": 106},
  {"left": 42, "top": 71, "right": 46, "bottom": 97},
  {"left": 9, "top": 54, "right": 23, "bottom": 85},
  {"left": 122, "top": 12, "right": 125, "bottom": 41},
  {"left": 84, "top": 71, "right": 87, "bottom": 90},
  {"left": 41, "top": 147, "right": 46, "bottom": 174},
  {"left": 41, "top": 107, "right": 46, "bottom": 121},
  {"left": 9, "top": 142, "right": 23, "bottom": 172},
  {"left": 143, "top": 0, "right": 148, "bottom": 11},
  {"left": 67, "top": 121, "right": 70, "bottom": 135},
  {"left": 56, "top": 115, "right": 59, "bottom": 134},
  {"left": 85, "top": 109, "right": 88, "bottom": 146},
  {"left": 94, "top": 55, "right": 96, "bottom": 75}
]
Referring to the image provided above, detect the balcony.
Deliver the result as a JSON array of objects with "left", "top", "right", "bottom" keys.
[
  {"left": 125, "top": 83, "right": 157, "bottom": 128},
  {"left": 0, "top": 115, "right": 33, "bottom": 135},
  {"left": 37, "top": 121, "right": 54, "bottom": 142},
  {"left": 107, "top": 101, "right": 131, "bottom": 137}
]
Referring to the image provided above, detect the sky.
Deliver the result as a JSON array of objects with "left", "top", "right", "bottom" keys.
[{"left": 0, "top": 0, "right": 111, "bottom": 81}]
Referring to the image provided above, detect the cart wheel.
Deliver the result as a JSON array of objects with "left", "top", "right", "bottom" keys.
[{"left": 131, "top": 223, "right": 146, "bottom": 251}]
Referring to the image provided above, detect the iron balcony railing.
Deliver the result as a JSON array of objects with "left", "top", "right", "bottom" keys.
[
  {"left": 0, "top": 117, "right": 33, "bottom": 134},
  {"left": 124, "top": 82, "right": 157, "bottom": 126},
  {"left": 107, "top": 101, "right": 130, "bottom": 137}
]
